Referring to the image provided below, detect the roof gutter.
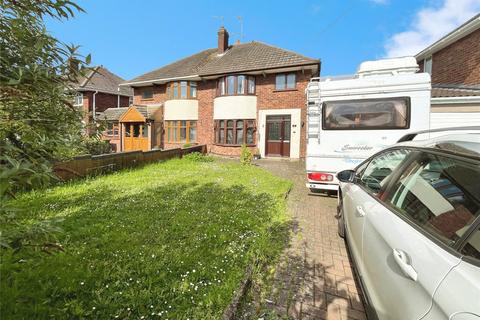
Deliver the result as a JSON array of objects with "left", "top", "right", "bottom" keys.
[
  {"left": 120, "top": 61, "right": 321, "bottom": 86},
  {"left": 120, "top": 75, "right": 200, "bottom": 87},
  {"left": 199, "top": 61, "right": 320, "bottom": 78},
  {"left": 416, "top": 14, "right": 480, "bottom": 60}
]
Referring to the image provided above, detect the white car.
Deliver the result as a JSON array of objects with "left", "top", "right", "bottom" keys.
[{"left": 336, "top": 131, "right": 480, "bottom": 320}]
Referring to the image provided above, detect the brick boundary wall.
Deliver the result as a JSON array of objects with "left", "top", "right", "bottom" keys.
[{"left": 54, "top": 145, "right": 206, "bottom": 181}]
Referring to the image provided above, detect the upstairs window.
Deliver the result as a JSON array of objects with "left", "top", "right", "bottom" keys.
[
  {"left": 142, "top": 88, "right": 153, "bottom": 99},
  {"left": 424, "top": 56, "right": 432, "bottom": 75},
  {"left": 74, "top": 93, "right": 83, "bottom": 106},
  {"left": 166, "top": 81, "right": 197, "bottom": 99},
  {"left": 217, "top": 75, "right": 255, "bottom": 96},
  {"left": 275, "top": 73, "right": 296, "bottom": 90}
]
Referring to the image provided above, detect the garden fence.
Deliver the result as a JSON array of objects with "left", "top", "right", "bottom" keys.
[{"left": 54, "top": 145, "right": 206, "bottom": 181}]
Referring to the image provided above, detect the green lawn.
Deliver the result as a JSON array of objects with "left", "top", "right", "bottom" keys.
[{"left": 1, "top": 156, "right": 292, "bottom": 319}]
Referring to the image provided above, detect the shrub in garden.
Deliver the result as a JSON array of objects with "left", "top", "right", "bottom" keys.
[
  {"left": 183, "top": 152, "right": 213, "bottom": 162},
  {"left": 240, "top": 144, "right": 253, "bottom": 165},
  {"left": 0, "top": 0, "right": 89, "bottom": 251},
  {"left": 82, "top": 137, "right": 111, "bottom": 155}
]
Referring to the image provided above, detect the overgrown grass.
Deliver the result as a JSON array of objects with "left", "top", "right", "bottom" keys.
[{"left": 0, "top": 157, "right": 292, "bottom": 319}]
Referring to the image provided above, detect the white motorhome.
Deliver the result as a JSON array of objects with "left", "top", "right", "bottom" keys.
[{"left": 306, "top": 57, "right": 431, "bottom": 192}]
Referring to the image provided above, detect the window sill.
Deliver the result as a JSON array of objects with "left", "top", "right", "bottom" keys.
[
  {"left": 215, "top": 94, "right": 256, "bottom": 98},
  {"left": 166, "top": 141, "right": 197, "bottom": 144},
  {"left": 214, "top": 143, "right": 256, "bottom": 147},
  {"left": 165, "top": 98, "right": 198, "bottom": 101},
  {"left": 141, "top": 98, "right": 154, "bottom": 101},
  {"left": 273, "top": 88, "right": 298, "bottom": 92}
]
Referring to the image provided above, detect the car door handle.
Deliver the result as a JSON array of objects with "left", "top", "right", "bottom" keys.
[
  {"left": 356, "top": 205, "right": 366, "bottom": 217},
  {"left": 393, "top": 249, "right": 418, "bottom": 281}
]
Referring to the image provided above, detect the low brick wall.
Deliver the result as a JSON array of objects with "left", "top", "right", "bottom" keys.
[{"left": 54, "top": 145, "right": 206, "bottom": 181}]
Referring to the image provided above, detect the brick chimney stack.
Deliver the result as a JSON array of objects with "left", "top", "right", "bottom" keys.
[{"left": 217, "top": 26, "right": 229, "bottom": 54}]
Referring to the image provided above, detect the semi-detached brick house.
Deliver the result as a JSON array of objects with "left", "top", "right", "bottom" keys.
[
  {"left": 117, "top": 27, "right": 320, "bottom": 158},
  {"left": 415, "top": 13, "right": 480, "bottom": 128}
]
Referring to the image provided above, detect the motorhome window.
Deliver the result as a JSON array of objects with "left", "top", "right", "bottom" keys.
[{"left": 323, "top": 97, "right": 410, "bottom": 130}]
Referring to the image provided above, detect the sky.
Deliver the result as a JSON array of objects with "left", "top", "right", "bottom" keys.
[{"left": 45, "top": 0, "right": 480, "bottom": 80}]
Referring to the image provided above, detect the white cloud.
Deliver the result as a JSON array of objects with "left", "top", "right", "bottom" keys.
[{"left": 384, "top": 0, "right": 480, "bottom": 58}]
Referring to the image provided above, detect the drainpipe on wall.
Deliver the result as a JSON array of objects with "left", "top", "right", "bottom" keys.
[
  {"left": 92, "top": 90, "right": 98, "bottom": 121},
  {"left": 117, "top": 87, "right": 120, "bottom": 108}
]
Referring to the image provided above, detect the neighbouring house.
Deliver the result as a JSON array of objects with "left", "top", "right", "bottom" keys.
[
  {"left": 117, "top": 26, "right": 320, "bottom": 158},
  {"left": 416, "top": 13, "right": 480, "bottom": 128},
  {"left": 74, "top": 66, "right": 133, "bottom": 133}
]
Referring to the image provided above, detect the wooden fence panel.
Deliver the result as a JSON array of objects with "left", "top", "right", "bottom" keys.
[{"left": 53, "top": 145, "right": 206, "bottom": 182}]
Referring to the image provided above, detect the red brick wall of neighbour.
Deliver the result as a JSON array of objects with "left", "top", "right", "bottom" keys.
[
  {"left": 81, "top": 91, "right": 131, "bottom": 136},
  {"left": 419, "top": 29, "right": 480, "bottom": 85},
  {"left": 83, "top": 91, "right": 131, "bottom": 113}
]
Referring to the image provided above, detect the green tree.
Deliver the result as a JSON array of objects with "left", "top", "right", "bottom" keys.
[{"left": 0, "top": 0, "right": 89, "bottom": 250}]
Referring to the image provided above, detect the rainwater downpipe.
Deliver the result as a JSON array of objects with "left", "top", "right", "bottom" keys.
[
  {"left": 92, "top": 90, "right": 98, "bottom": 121},
  {"left": 117, "top": 87, "right": 120, "bottom": 108}
]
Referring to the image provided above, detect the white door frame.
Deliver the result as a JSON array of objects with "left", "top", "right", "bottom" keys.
[{"left": 258, "top": 108, "right": 301, "bottom": 159}]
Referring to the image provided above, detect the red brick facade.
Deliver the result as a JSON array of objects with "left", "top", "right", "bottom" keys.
[
  {"left": 256, "top": 71, "right": 312, "bottom": 158},
  {"left": 418, "top": 28, "right": 480, "bottom": 85},
  {"left": 133, "top": 85, "right": 166, "bottom": 105},
  {"left": 132, "top": 70, "right": 313, "bottom": 158}
]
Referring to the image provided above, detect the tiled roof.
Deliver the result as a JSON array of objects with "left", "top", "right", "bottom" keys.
[
  {"left": 135, "top": 106, "right": 161, "bottom": 120},
  {"left": 198, "top": 42, "right": 319, "bottom": 76},
  {"left": 76, "top": 66, "right": 133, "bottom": 96},
  {"left": 432, "top": 84, "right": 480, "bottom": 98},
  {"left": 128, "top": 49, "right": 216, "bottom": 83},
  {"left": 99, "top": 107, "right": 129, "bottom": 121},
  {"left": 99, "top": 105, "right": 161, "bottom": 121},
  {"left": 125, "top": 41, "right": 319, "bottom": 84}
]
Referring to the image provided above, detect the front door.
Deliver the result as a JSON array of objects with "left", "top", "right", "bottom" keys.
[
  {"left": 265, "top": 115, "right": 291, "bottom": 157},
  {"left": 123, "top": 122, "right": 149, "bottom": 151}
]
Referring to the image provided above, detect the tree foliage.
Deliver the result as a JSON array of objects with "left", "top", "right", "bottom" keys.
[{"left": 0, "top": 0, "right": 89, "bottom": 250}]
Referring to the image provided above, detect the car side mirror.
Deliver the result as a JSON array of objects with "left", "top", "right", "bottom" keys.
[{"left": 337, "top": 170, "right": 355, "bottom": 183}]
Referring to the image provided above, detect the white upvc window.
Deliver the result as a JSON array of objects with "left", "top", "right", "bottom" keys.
[
  {"left": 423, "top": 56, "right": 432, "bottom": 75},
  {"left": 74, "top": 92, "right": 84, "bottom": 106}
]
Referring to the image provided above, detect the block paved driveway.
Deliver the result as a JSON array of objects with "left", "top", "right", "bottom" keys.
[{"left": 257, "top": 159, "right": 366, "bottom": 320}]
